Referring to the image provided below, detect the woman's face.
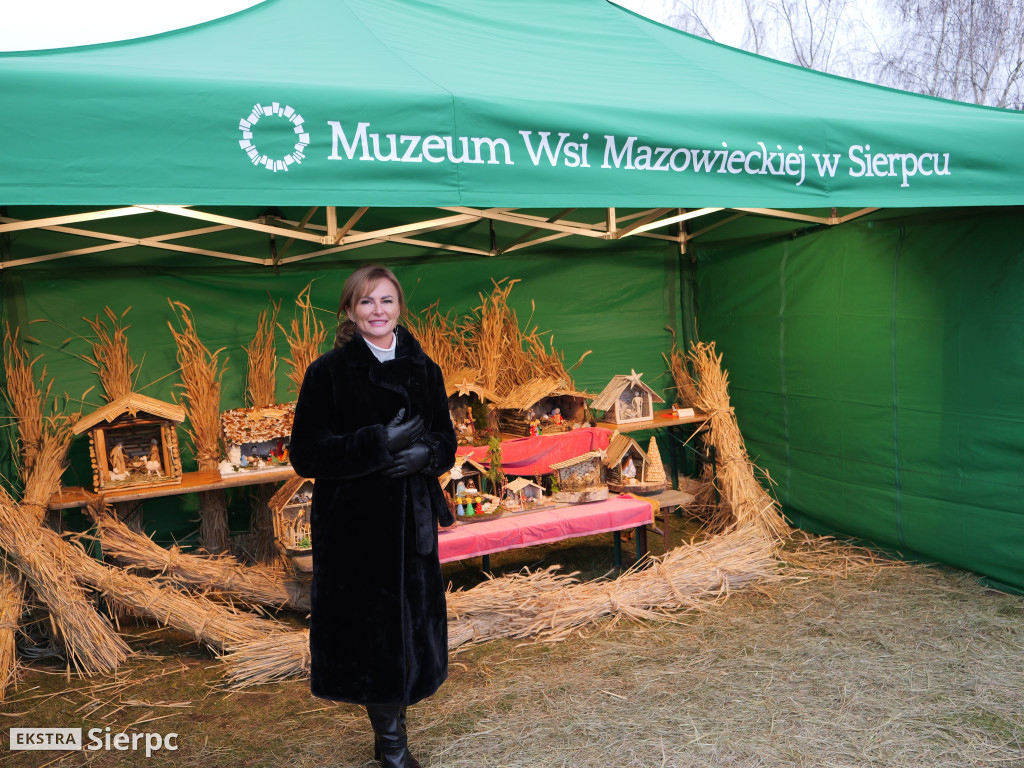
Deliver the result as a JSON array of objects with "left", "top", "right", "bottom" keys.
[{"left": 348, "top": 278, "right": 400, "bottom": 346}]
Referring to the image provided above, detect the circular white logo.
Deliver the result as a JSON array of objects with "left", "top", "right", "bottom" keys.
[{"left": 238, "top": 102, "right": 310, "bottom": 172}]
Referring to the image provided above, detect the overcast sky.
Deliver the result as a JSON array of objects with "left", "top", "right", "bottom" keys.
[
  {"left": 0, "top": 1, "right": 667, "bottom": 53},
  {"left": 0, "top": 0, "right": 262, "bottom": 51}
]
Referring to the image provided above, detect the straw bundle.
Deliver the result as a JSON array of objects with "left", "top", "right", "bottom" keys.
[
  {"left": 663, "top": 327, "right": 699, "bottom": 407},
  {"left": 522, "top": 330, "right": 590, "bottom": 389},
  {"left": 14, "top": 409, "right": 76, "bottom": 527},
  {"left": 222, "top": 526, "right": 781, "bottom": 686},
  {"left": 466, "top": 279, "right": 535, "bottom": 397},
  {"left": 447, "top": 524, "right": 780, "bottom": 647},
  {"left": 0, "top": 562, "right": 24, "bottom": 699},
  {"left": 245, "top": 300, "right": 279, "bottom": 409},
  {"left": 687, "top": 341, "right": 791, "bottom": 542},
  {"left": 281, "top": 282, "right": 328, "bottom": 395},
  {"left": 244, "top": 300, "right": 281, "bottom": 563},
  {"left": 0, "top": 487, "right": 131, "bottom": 675},
  {"left": 405, "top": 301, "right": 469, "bottom": 385},
  {"left": 81, "top": 307, "right": 136, "bottom": 403},
  {"left": 87, "top": 501, "right": 310, "bottom": 612},
  {"left": 167, "top": 300, "right": 228, "bottom": 470},
  {"left": 2, "top": 323, "right": 45, "bottom": 486},
  {"left": 65, "top": 539, "right": 285, "bottom": 652},
  {"left": 167, "top": 300, "right": 230, "bottom": 552}
]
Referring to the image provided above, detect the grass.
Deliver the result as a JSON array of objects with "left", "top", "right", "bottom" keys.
[{"left": 3, "top": 516, "right": 1024, "bottom": 768}]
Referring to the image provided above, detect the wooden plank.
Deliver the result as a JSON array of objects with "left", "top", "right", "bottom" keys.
[
  {"left": 593, "top": 410, "right": 707, "bottom": 433},
  {"left": 48, "top": 466, "right": 297, "bottom": 510}
]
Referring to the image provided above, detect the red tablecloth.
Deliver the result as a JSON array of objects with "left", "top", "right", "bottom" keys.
[
  {"left": 455, "top": 426, "right": 613, "bottom": 475},
  {"left": 437, "top": 495, "right": 653, "bottom": 563}
]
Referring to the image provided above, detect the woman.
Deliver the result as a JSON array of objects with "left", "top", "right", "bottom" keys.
[{"left": 289, "top": 265, "right": 457, "bottom": 768}]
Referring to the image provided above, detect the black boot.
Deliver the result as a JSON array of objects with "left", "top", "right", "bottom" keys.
[
  {"left": 374, "top": 708, "right": 408, "bottom": 763},
  {"left": 367, "top": 705, "right": 421, "bottom": 768}
]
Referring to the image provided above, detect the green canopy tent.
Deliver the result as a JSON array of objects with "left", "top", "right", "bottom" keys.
[{"left": 2, "top": 0, "right": 1023, "bottom": 589}]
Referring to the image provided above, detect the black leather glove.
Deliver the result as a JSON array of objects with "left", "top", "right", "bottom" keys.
[
  {"left": 382, "top": 442, "right": 431, "bottom": 478},
  {"left": 384, "top": 408, "right": 424, "bottom": 454}
]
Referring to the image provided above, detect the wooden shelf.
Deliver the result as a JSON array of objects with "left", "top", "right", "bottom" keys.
[
  {"left": 593, "top": 410, "right": 707, "bottom": 433},
  {"left": 48, "top": 466, "right": 297, "bottom": 510},
  {"left": 49, "top": 412, "right": 706, "bottom": 511}
]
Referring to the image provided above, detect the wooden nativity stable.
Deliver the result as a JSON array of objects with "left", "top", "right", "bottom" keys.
[
  {"left": 72, "top": 393, "right": 186, "bottom": 493},
  {"left": 603, "top": 433, "right": 666, "bottom": 495},
  {"left": 493, "top": 377, "right": 590, "bottom": 437},
  {"left": 591, "top": 370, "right": 664, "bottom": 425},
  {"left": 4, "top": 0, "right": 1024, "bottom": 591},
  {"left": 269, "top": 474, "right": 314, "bottom": 572}
]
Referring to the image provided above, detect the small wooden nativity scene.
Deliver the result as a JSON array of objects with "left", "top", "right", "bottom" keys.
[
  {"left": 549, "top": 450, "right": 609, "bottom": 504},
  {"left": 218, "top": 402, "right": 296, "bottom": 476},
  {"left": 269, "top": 475, "right": 314, "bottom": 572},
  {"left": 439, "top": 455, "right": 502, "bottom": 523},
  {"left": 591, "top": 369, "right": 664, "bottom": 425},
  {"left": 72, "top": 392, "right": 186, "bottom": 493},
  {"left": 604, "top": 433, "right": 667, "bottom": 495},
  {"left": 493, "top": 377, "right": 590, "bottom": 437}
]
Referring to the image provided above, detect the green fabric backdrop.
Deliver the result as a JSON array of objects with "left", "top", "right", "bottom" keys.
[
  {"left": 694, "top": 207, "right": 1024, "bottom": 591},
  {"left": 1, "top": 220, "right": 681, "bottom": 544}
]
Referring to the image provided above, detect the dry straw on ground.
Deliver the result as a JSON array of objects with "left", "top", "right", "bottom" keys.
[{"left": 87, "top": 501, "right": 310, "bottom": 612}]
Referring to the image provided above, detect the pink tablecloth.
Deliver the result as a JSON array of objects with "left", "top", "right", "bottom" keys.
[
  {"left": 455, "top": 426, "right": 612, "bottom": 475},
  {"left": 437, "top": 495, "right": 653, "bottom": 563}
]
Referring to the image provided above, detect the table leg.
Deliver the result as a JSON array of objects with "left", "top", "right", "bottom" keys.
[
  {"left": 481, "top": 554, "right": 491, "bottom": 574},
  {"left": 612, "top": 531, "right": 622, "bottom": 569},
  {"left": 635, "top": 525, "right": 647, "bottom": 561}
]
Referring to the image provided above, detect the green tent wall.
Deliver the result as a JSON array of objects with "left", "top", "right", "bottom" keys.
[{"left": 694, "top": 206, "right": 1024, "bottom": 591}]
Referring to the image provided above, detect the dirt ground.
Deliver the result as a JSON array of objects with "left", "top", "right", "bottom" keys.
[{"left": 3, "top": 523, "right": 1023, "bottom": 768}]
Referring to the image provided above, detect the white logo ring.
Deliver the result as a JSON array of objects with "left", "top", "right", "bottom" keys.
[{"left": 238, "top": 102, "right": 310, "bottom": 172}]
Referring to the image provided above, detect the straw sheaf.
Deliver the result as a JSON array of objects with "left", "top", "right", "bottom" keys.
[
  {"left": 0, "top": 562, "right": 24, "bottom": 700},
  {"left": 81, "top": 307, "right": 137, "bottom": 404},
  {"left": 687, "top": 340, "right": 791, "bottom": 542},
  {"left": 86, "top": 501, "right": 311, "bottom": 612},
  {"left": 281, "top": 283, "right": 328, "bottom": 396},
  {"left": 0, "top": 487, "right": 131, "bottom": 676},
  {"left": 221, "top": 526, "right": 782, "bottom": 687},
  {"left": 3, "top": 323, "right": 46, "bottom": 485},
  {"left": 246, "top": 301, "right": 280, "bottom": 409},
  {"left": 63, "top": 529, "right": 287, "bottom": 652},
  {"left": 19, "top": 413, "right": 76, "bottom": 521},
  {"left": 663, "top": 326, "right": 699, "bottom": 407},
  {"left": 167, "top": 300, "right": 227, "bottom": 471},
  {"left": 405, "top": 302, "right": 469, "bottom": 385}
]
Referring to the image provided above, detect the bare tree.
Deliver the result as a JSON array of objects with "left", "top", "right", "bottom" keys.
[
  {"left": 661, "top": 0, "right": 869, "bottom": 78},
  {"left": 872, "top": 0, "right": 1024, "bottom": 107}
]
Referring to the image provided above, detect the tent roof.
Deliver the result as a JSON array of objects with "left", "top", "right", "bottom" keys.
[{"left": 3, "top": 0, "right": 1023, "bottom": 210}]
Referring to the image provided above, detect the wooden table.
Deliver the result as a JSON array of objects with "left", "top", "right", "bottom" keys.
[
  {"left": 438, "top": 495, "right": 654, "bottom": 571},
  {"left": 47, "top": 466, "right": 297, "bottom": 510}
]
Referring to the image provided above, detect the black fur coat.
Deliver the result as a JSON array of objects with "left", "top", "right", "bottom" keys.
[{"left": 289, "top": 325, "right": 457, "bottom": 706}]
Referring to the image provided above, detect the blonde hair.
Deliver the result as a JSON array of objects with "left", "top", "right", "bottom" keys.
[{"left": 334, "top": 265, "right": 407, "bottom": 349}]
